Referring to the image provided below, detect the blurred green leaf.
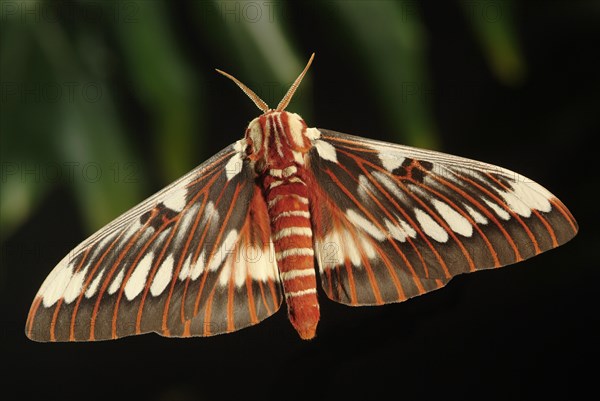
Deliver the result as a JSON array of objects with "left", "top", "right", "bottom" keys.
[
  {"left": 460, "top": 0, "right": 526, "bottom": 85},
  {"left": 1, "top": 3, "right": 144, "bottom": 233},
  {"left": 109, "top": 1, "right": 200, "bottom": 182},
  {"left": 0, "top": 0, "right": 541, "bottom": 242},
  {"left": 324, "top": 0, "right": 439, "bottom": 149},
  {"left": 194, "top": 0, "right": 311, "bottom": 118}
]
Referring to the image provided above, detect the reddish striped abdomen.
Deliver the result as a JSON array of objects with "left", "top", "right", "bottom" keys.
[{"left": 263, "top": 169, "right": 319, "bottom": 339}]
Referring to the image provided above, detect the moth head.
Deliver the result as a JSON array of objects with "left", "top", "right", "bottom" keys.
[
  {"left": 216, "top": 53, "right": 315, "bottom": 162},
  {"left": 243, "top": 111, "right": 311, "bottom": 161}
]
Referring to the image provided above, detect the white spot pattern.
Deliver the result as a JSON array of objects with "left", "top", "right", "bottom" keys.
[
  {"left": 63, "top": 264, "right": 90, "bottom": 304},
  {"left": 415, "top": 208, "right": 449, "bottom": 242},
  {"left": 315, "top": 140, "right": 338, "bottom": 163},
  {"left": 432, "top": 199, "right": 473, "bottom": 237},
  {"left": 85, "top": 267, "right": 105, "bottom": 299},
  {"left": 108, "top": 269, "right": 125, "bottom": 295},
  {"left": 346, "top": 209, "right": 386, "bottom": 241},
  {"left": 484, "top": 199, "right": 510, "bottom": 220},
  {"left": 150, "top": 254, "right": 174, "bottom": 296},
  {"left": 41, "top": 258, "right": 74, "bottom": 307},
  {"left": 464, "top": 204, "right": 488, "bottom": 225},
  {"left": 124, "top": 252, "right": 154, "bottom": 300},
  {"left": 163, "top": 187, "right": 187, "bottom": 212}
]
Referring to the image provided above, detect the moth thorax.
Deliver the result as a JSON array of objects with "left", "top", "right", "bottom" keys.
[{"left": 244, "top": 111, "right": 312, "bottom": 164}]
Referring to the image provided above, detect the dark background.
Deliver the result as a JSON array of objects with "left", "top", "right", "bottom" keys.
[{"left": 1, "top": 1, "right": 598, "bottom": 400}]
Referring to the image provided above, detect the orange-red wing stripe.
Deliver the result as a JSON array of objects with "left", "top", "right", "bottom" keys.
[
  {"left": 227, "top": 269, "right": 236, "bottom": 332},
  {"left": 466, "top": 175, "right": 541, "bottom": 255},
  {"left": 158, "top": 169, "right": 220, "bottom": 335},
  {"left": 401, "top": 178, "right": 477, "bottom": 273},
  {"left": 267, "top": 278, "right": 279, "bottom": 311},
  {"left": 550, "top": 198, "right": 578, "bottom": 234},
  {"left": 87, "top": 229, "right": 130, "bottom": 341},
  {"left": 245, "top": 276, "right": 258, "bottom": 324},
  {"left": 485, "top": 172, "right": 559, "bottom": 249},
  {"left": 193, "top": 182, "right": 244, "bottom": 315},
  {"left": 26, "top": 297, "right": 42, "bottom": 339},
  {"left": 413, "top": 179, "right": 501, "bottom": 267},
  {"left": 533, "top": 209, "right": 558, "bottom": 247},
  {"left": 432, "top": 174, "right": 523, "bottom": 262},
  {"left": 324, "top": 167, "right": 427, "bottom": 293},
  {"left": 333, "top": 148, "right": 447, "bottom": 281},
  {"left": 47, "top": 247, "right": 92, "bottom": 341},
  {"left": 375, "top": 242, "right": 407, "bottom": 301},
  {"left": 357, "top": 240, "right": 384, "bottom": 305},
  {"left": 257, "top": 280, "right": 272, "bottom": 315},
  {"left": 112, "top": 215, "right": 177, "bottom": 338}
]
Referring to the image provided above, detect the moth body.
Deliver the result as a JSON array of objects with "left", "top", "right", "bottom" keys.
[{"left": 247, "top": 111, "right": 320, "bottom": 339}]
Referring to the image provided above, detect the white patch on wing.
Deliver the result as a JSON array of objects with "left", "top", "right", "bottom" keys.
[
  {"left": 208, "top": 230, "right": 238, "bottom": 271},
  {"left": 233, "top": 138, "right": 247, "bottom": 153},
  {"left": 148, "top": 230, "right": 171, "bottom": 259},
  {"left": 190, "top": 251, "right": 206, "bottom": 280},
  {"left": 315, "top": 140, "right": 338, "bottom": 163},
  {"left": 233, "top": 251, "right": 248, "bottom": 287},
  {"left": 120, "top": 221, "right": 142, "bottom": 246},
  {"left": 484, "top": 199, "right": 510, "bottom": 220},
  {"left": 92, "top": 230, "right": 120, "bottom": 259},
  {"left": 399, "top": 217, "right": 417, "bottom": 238},
  {"left": 172, "top": 203, "right": 200, "bottom": 248},
  {"left": 204, "top": 201, "right": 216, "bottom": 218},
  {"left": 378, "top": 152, "right": 405, "bottom": 172},
  {"left": 464, "top": 204, "right": 488, "bottom": 225},
  {"left": 346, "top": 209, "right": 386, "bottom": 241},
  {"left": 372, "top": 171, "right": 409, "bottom": 203},
  {"left": 499, "top": 189, "right": 531, "bottom": 217},
  {"left": 41, "top": 258, "right": 75, "bottom": 307},
  {"left": 432, "top": 199, "right": 473, "bottom": 237},
  {"left": 246, "top": 247, "right": 267, "bottom": 282},
  {"left": 415, "top": 208, "right": 449, "bottom": 242},
  {"left": 361, "top": 237, "right": 377, "bottom": 259},
  {"left": 316, "top": 226, "right": 381, "bottom": 271},
  {"left": 305, "top": 127, "right": 321, "bottom": 140},
  {"left": 342, "top": 230, "right": 362, "bottom": 266},
  {"left": 511, "top": 180, "right": 552, "bottom": 212},
  {"left": 385, "top": 218, "right": 408, "bottom": 242},
  {"left": 218, "top": 258, "right": 233, "bottom": 286},
  {"left": 163, "top": 187, "right": 187, "bottom": 212},
  {"left": 108, "top": 268, "right": 125, "bottom": 295},
  {"left": 200, "top": 202, "right": 219, "bottom": 234},
  {"left": 63, "top": 263, "right": 90, "bottom": 304},
  {"left": 85, "top": 267, "right": 105, "bottom": 298},
  {"left": 178, "top": 255, "right": 192, "bottom": 280},
  {"left": 358, "top": 175, "right": 376, "bottom": 202},
  {"left": 225, "top": 152, "right": 244, "bottom": 181},
  {"left": 316, "top": 230, "right": 343, "bottom": 271},
  {"left": 150, "top": 254, "right": 174, "bottom": 297},
  {"left": 124, "top": 252, "right": 154, "bottom": 300}
]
